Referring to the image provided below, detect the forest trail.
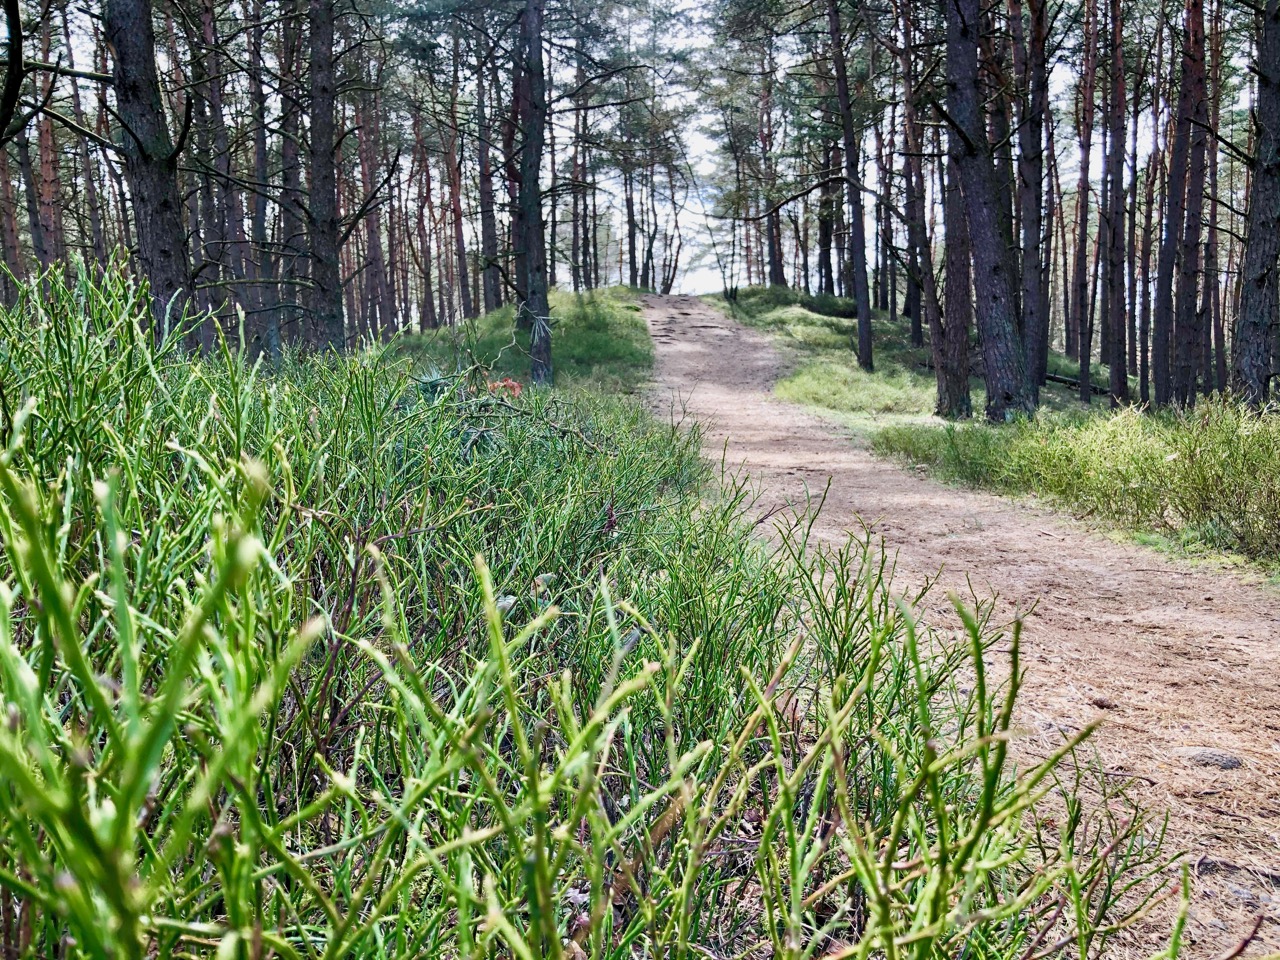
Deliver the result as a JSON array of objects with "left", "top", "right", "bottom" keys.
[{"left": 642, "top": 293, "right": 1280, "bottom": 955}]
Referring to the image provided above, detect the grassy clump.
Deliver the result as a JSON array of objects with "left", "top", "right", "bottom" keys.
[
  {"left": 716, "top": 286, "right": 937, "bottom": 417},
  {"left": 399, "top": 286, "right": 652, "bottom": 393},
  {"left": 0, "top": 270, "right": 1174, "bottom": 959},
  {"left": 873, "top": 402, "right": 1280, "bottom": 562},
  {"left": 716, "top": 286, "right": 1127, "bottom": 421}
]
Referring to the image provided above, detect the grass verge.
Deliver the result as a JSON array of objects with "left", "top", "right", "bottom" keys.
[
  {"left": 713, "top": 285, "right": 1125, "bottom": 426},
  {"left": 873, "top": 402, "right": 1280, "bottom": 566},
  {"left": 714, "top": 287, "right": 1275, "bottom": 570},
  {"left": 0, "top": 269, "right": 1176, "bottom": 958}
]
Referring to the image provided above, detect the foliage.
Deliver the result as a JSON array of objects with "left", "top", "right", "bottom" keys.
[
  {"left": 717, "top": 286, "right": 1136, "bottom": 421},
  {"left": 399, "top": 287, "right": 653, "bottom": 393},
  {"left": 873, "top": 402, "right": 1280, "bottom": 562},
  {"left": 0, "top": 270, "right": 1175, "bottom": 959}
]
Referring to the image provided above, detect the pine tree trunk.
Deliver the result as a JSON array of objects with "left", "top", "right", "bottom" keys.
[
  {"left": 246, "top": 0, "right": 277, "bottom": 356},
  {"left": 941, "top": 152, "right": 973, "bottom": 418},
  {"left": 448, "top": 34, "right": 475, "bottom": 320},
  {"left": 1071, "top": 0, "right": 1098, "bottom": 399},
  {"left": 478, "top": 36, "right": 502, "bottom": 312},
  {"left": 1013, "top": 0, "right": 1049, "bottom": 397},
  {"left": 1233, "top": 0, "right": 1279, "bottom": 404},
  {"left": 14, "top": 125, "right": 49, "bottom": 270},
  {"left": 1173, "top": 0, "right": 1207, "bottom": 406},
  {"left": 1154, "top": 1, "right": 1196, "bottom": 405},
  {"left": 517, "top": 0, "right": 551, "bottom": 385},
  {"left": 63, "top": 14, "right": 106, "bottom": 268},
  {"left": 104, "top": 0, "right": 192, "bottom": 338},
  {"left": 827, "top": 0, "right": 873, "bottom": 370},
  {"left": 946, "top": 0, "right": 1034, "bottom": 420},
  {"left": 278, "top": 2, "right": 305, "bottom": 344},
  {"left": 0, "top": 147, "right": 24, "bottom": 302},
  {"left": 817, "top": 141, "right": 836, "bottom": 296},
  {"left": 1106, "top": 0, "right": 1128, "bottom": 405},
  {"left": 307, "top": 0, "right": 344, "bottom": 349}
]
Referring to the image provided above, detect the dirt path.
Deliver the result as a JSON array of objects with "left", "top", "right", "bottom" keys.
[{"left": 643, "top": 293, "right": 1280, "bottom": 956}]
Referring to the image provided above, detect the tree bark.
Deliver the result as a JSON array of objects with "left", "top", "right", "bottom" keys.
[
  {"left": 945, "top": 0, "right": 1035, "bottom": 420},
  {"left": 1173, "top": 0, "right": 1208, "bottom": 406},
  {"left": 1071, "top": 0, "right": 1098, "bottom": 399},
  {"left": 104, "top": 0, "right": 192, "bottom": 338},
  {"left": 1233, "top": 0, "right": 1280, "bottom": 405},
  {"left": 517, "top": 0, "right": 551, "bottom": 386},
  {"left": 478, "top": 33, "right": 502, "bottom": 312},
  {"left": 827, "top": 0, "right": 873, "bottom": 370},
  {"left": 941, "top": 153, "right": 974, "bottom": 418},
  {"left": 1154, "top": 0, "right": 1197, "bottom": 405},
  {"left": 1106, "top": 0, "right": 1128, "bottom": 405},
  {"left": 307, "top": 0, "right": 344, "bottom": 349},
  {"left": 1012, "top": 0, "right": 1049, "bottom": 397}
]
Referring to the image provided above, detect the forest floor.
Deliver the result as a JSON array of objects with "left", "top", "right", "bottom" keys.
[{"left": 641, "top": 292, "right": 1280, "bottom": 957}]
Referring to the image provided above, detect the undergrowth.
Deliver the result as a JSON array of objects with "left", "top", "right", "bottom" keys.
[
  {"left": 873, "top": 403, "right": 1280, "bottom": 564},
  {"left": 398, "top": 286, "right": 652, "bottom": 393},
  {"left": 716, "top": 286, "right": 1124, "bottom": 422},
  {"left": 0, "top": 269, "right": 1176, "bottom": 959}
]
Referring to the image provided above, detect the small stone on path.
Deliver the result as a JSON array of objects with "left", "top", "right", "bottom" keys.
[{"left": 1174, "top": 747, "right": 1243, "bottom": 770}]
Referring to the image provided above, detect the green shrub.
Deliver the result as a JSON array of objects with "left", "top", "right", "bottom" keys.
[
  {"left": 0, "top": 270, "right": 1173, "bottom": 959},
  {"left": 873, "top": 402, "right": 1280, "bottom": 561}
]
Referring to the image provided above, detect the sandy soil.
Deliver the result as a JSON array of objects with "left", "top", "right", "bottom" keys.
[{"left": 642, "top": 293, "right": 1280, "bottom": 956}]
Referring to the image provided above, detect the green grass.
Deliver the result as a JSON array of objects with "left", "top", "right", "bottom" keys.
[
  {"left": 399, "top": 286, "right": 653, "bottom": 394},
  {"left": 872, "top": 402, "right": 1280, "bottom": 565},
  {"left": 0, "top": 269, "right": 1177, "bottom": 959},
  {"left": 714, "top": 285, "right": 1127, "bottom": 427},
  {"left": 713, "top": 287, "right": 1270, "bottom": 567}
]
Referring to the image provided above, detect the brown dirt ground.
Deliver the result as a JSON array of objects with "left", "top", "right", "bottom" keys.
[{"left": 642, "top": 292, "right": 1280, "bottom": 957}]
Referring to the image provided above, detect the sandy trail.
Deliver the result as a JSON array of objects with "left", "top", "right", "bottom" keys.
[{"left": 642, "top": 293, "right": 1280, "bottom": 955}]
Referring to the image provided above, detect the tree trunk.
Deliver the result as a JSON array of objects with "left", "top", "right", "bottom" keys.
[
  {"left": 1106, "top": 0, "right": 1128, "bottom": 405},
  {"left": 1154, "top": 0, "right": 1197, "bottom": 405},
  {"left": 1173, "top": 0, "right": 1207, "bottom": 406},
  {"left": 35, "top": 21, "right": 64, "bottom": 265},
  {"left": 945, "top": 0, "right": 1034, "bottom": 420},
  {"left": 1139, "top": 148, "right": 1158, "bottom": 403},
  {"left": 278, "top": 1, "right": 305, "bottom": 344},
  {"left": 246, "top": 0, "right": 277, "bottom": 356},
  {"left": 0, "top": 147, "right": 24, "bottom": 302},
  {"left": 1233, "top": 0, "right": 1279, "bottom": 405},
  {"left": 307, "top": 0, "right": 344, "bottom": 349},
  {"left": 1071, "top": 0, "right": 1098, "bottom": 399},
  {"left": 14, "top": 125, "right": 49, "bottom": 270},
  {"left": 517, "top": 0, "right": 551, "bottom": 386},
  {"left": 827, "top": 0, "right": 873, "bottom": 370},
  {"left": 104, "top": 0, "right": 192, "bottom": 338},
  {"left": 817, "top": 140, "right": 836, "bottom": 295},
  {"left": 1012, "top": 0, "right": 1049, "bottom": 397},
  {"left": 941, "top": 153, "right": 974, "bottom": 418},
  {"left": 448, "top": 33, "right": 475, "bottom": 320},
  {"left": 478, "top": 34, "right": 502, "bottom": 312}
]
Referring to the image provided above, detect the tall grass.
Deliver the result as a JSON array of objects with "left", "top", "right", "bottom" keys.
[
  {"left": 873, "top": 404, "right": 1280, "bottom": 562},
  {"left": 0, "top": 270, "right": 1174, "bottom": 959}
]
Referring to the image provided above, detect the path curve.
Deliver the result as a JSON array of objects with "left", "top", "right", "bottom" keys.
[{"left": 643, "top": 293, "right": 1280, "bottom": 955}]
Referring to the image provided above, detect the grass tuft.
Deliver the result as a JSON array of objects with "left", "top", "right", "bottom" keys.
[{"left": 872, "top": 402, "right": 1280, "bottom": 563}]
